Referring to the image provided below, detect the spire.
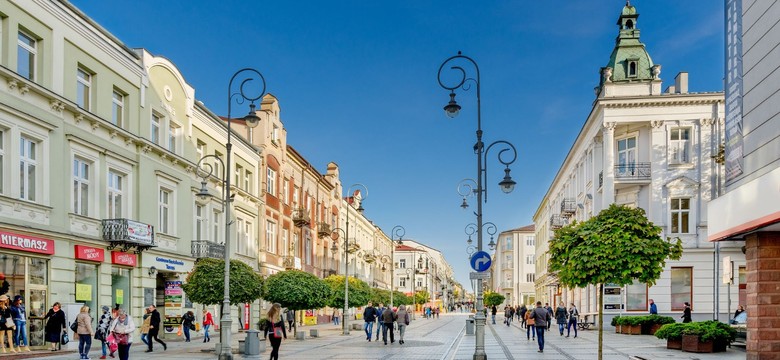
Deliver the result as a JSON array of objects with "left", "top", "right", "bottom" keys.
[{"left": 599, "top": 1, "right": 659, "bottom": 86}]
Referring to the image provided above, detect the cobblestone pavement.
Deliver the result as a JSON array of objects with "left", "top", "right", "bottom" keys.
[{"left": 13, "top": 313, "right": 746, "bottom": 359}]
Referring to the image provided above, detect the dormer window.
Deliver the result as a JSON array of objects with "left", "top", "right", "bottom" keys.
[
  {"left": 625, "top": 19, "right": 634, "bottom": 29},
  {"left": 628, "top": 60, "right": 638, "bottom": 77}
]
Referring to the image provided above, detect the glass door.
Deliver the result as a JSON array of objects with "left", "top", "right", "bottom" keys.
[
  {"left": 617, "top": 137, "right": 637, "bottom": 177},
  {"left": 27, "top": 288, "right": 46, "bottom": 347}
]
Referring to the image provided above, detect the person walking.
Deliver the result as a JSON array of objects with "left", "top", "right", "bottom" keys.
[
  {"left": 504, "top": 305, "right": 512, "bottom": 326},
  {"left": 145, "top": 304, "right": 166, "bottom": 352},
  {"left": 566, "top": 303, "right": 579, "bottom": 338},
  {"left": 380, "top": 306, "right": 396, "bottom": 345},
  {"left": 519, "top": 304, "right": 527, "bottom": 328},
  {"left": 202, "top": 309, "right": 213, "bottom": 342},
  {"left": 332, "top": 308, "right": 340, "bottom": 326},
  {"left": 96, "top": 306, "right": 112, "bottom": 359},
  {"left": 532, "top": 301, "right": 551, "bottom": 353},
  {"left": 375, "top": 303, "right": 385, "bottom": 341},
  {"left": 555, "top": 303, "right": 567, "bottom": 336},
  {"left": 0, "top": 295, "right": 17, "bottom": 353},
  {"left": 395, "top": 305, "right": 410, "bottom": 345},
  {"left": 524, "top": 307, "right": 535, "bottom": 341},
  {"left": 263, "top": 303, "right": 286, "bottom": 360},
  {"left": 76, "top": 305, "right": 94, "bottom": 360},
  {"left": 139, "top": 308, "right": 151, "bottom": 348},
  {"left": 43, "top": 302, "right": 66, "bottom": 351},
  {"left": 545, "top": 303, "right": 553, "bottom": 331},
  {"left": 363, "top": 302, "right": 377, "bottom": 341},
  {"left": 681, "top": 302, "right": 692, "bottom": 323},
  {"left": 181, "top": 310, "right": 195, "bottom": 342},
  {"left": 10, "top": 295, "right": 29, "bottom": 351},
  {"left": 434, "top": 307, "right": 440, "bottom": 319},
  {"left": 108, "top": 309, "right": 135, "bottom": 360},
  {"left": 649, "top": 299, "right": 658, "bottom": 315},
  {"left": 490, "top": 305, "right": 497, "bottom": 325},
  {"left": 285, "top": 309, "right": 295, "bottom": 332}
]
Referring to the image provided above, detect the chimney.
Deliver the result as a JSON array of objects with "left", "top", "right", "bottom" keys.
[{"left": 675, "top": 72, "right": 689, "bottom": 94}]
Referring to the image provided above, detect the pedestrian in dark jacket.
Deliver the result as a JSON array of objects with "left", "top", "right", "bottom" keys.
[
  {"left": 490, "top": 305, "right": 497, "bottom": 324},
  {"left": 286, "top": 309, "right": 295, "bottom": 332},
  {"left": 146, "top": 304, "right": 166, "bottom": 352},
  {"left": 363, "top": 302, "right": 377, "bottom": 341},
  {"left": 532, "top": 302, "right": 551, "bottom": 353},
  {"left": 43, "top": 302, "right": 66, "bottom": 351},
  {"left": 396, "top": 305, "right": 410, "bottom": 345},
  {"left": 566, "top": 303, "right": 579, "bottom": 338},
  {"left": 545, "top": 303, "right": 553, "bottom": 330},
  {"left": 375, "top": 303, "right": 384, "bottom": 341},
  {"left": 182, "top": 310, "right": 195, "bottom": 342},
  {"left": 263, "top": 303, "right": 287, "bottom": 360},
  {"left": 381, "top": 307, "right": 396, "bottom": 345},
  {"left": 681, "top": 302, "right": 692, "bottom": 323},
  {"left": 519, "top": 304, "right": 528, "bottom": 328},
  {"left": 555, "top": 303, "right": 568, "bottom": 336}
]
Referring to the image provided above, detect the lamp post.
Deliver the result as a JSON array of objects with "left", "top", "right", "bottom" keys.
[
  {"left": 438, "top": 53, "right": 518, "bottom": 360},
  {"left": 340, "top": 184, "right": 368, "bottom": 335},
  {"left": 390, "top": 225, "right": 406, "bottom": 308},
  {"left": 329, "top": 228, "right": 349, "bottom": 332},
  {"left": 195, "top": 68, "right": 265, "bottom": 360}
]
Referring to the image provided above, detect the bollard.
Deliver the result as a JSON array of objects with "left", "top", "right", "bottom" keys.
[
  {"left": 309, "top": 329, "right": 320, "bottom": 337},
  {"left": 466, "top": 316, "right": 475, "bottom": 335},
  {"left": 244, "top": 329, "right": 261, "bottom": 356}
]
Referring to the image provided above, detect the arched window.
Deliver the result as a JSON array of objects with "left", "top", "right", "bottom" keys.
[
  {"left": 628, "top": 61, "right": 638, "bottom": 77},
  {"left": 626, "top": 19, "right": 634, "bottom": 29}
]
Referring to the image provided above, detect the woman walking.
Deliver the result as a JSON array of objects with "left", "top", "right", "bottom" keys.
[
  {"left": 0, "top": 295, "right": 17, "bottom": 353},
  {"left": 76, "top": 305, "right": 94, "bottom": 359},
  {"left": 332, "top": 308, "right": 340, "bottom": 326},
  {"left": 202, "top": 309, "right": 213, "bottom": 342},
  {"left": 681, "top": 302, "right": 692, "bottom": 323},
  {"left": 263, "top": 303, "right": 287, "bottom": 360},
  {"left": 109, "top": 309, "right": 135, "bottom": 360},
  {"left": 395, "top": 305, "right": 410, "bottom": 345},
  {"left": 43, "top": 302, "right": 66, "bottom": 351},
  {"left": 524, "top": 308, "right": 535, "bottom": 341},
  {"left": 181, "top": 310, "right": 194, "bottom": 342},
  {"left": 10, "top": 296, "right": 30, "bottom": 351},
  {"left": 96, "top": 306, "right": 112, "bottom": 359},
  {"left": 139, "top": 308, "right": 151, "bottom": 347},
  {"left": 555, "top": 303, "right": 568, "bottom": 336}
]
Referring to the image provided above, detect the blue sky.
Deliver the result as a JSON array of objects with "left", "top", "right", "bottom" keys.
[{"left": 70, "top": 0, "right": 725, "bottom": 291}]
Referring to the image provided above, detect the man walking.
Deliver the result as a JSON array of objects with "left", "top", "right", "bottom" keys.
[
  {"left": 145, "top": 305, "right": 166, "bottom": 352},
  {"left": 381, "top": 306, "right": 396, "bottom": 345},
  {"left": 363, "top": 302, "right": 377, "bottom": 341},
  {"left": 532, "top": 302, "right": 550, "bottom": 353},
  {"left": 375, "top": 303, "right": 384, "bottom": 341},
  {"left": 545, "top": 303, "right": 553, "bottom": 331},
  {"left": 519, "top": 304, "right": 527, "bottom": 328},
  {"left": 649, "top": 299, "right": 658, "bottom": 315},
  {"left": 286, "top": 309, "right": 295, "bottom": 332},
  {"left": 566, "top": 303, "right": 579, "bottom": 338},
  {"left": 490, "top": 305, "right": 497, "bottom": 325}
]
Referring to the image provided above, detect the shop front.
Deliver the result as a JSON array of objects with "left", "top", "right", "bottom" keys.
[
  {"left": 0, "top": 229, "right": 54, "bottom": 348},
  {"left": 143, "top": 254, "right": 193, "bottom": 337}
]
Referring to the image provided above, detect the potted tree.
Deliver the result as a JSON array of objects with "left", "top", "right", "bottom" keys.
[
  {"left": 654, "top": 323, "right": 685, "bottom": 349},
  {"left": 625, "top": 316, "right": 643, "bottom": 335},
  {"left": 611, "top": 316, "right": 621, "bottom": 334},
  {"left": 681, "top": 321, "right": 736, "bottom": 353}
]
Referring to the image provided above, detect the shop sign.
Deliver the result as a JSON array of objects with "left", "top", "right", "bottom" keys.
[
  {"left": 165, "top": 281, "right": 183, "bottom": 308},
  {"left": 0, "top": 229, "right": 55, "bottom": 255},
  {"left": 101, "top": 219, "right": 155, "bottom": 246},
  {"left": 111, "top": 251, "right": 137, "bottom": 267},
  {"left": 145, "top": 255, "right": 192, "bottom": 273},
  {"left": 603, "top": 284, "right": 623, "bottom": 310},
  {"left": 75, "top": 245, "right": 104, "bottom": 262}
]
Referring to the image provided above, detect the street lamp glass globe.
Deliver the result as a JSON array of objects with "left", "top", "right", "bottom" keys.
[
  {"left": 444, "top": 92, "right": 460, "bottom": 118},
  {"left": 498, "top": 168, "right": 516, "bottom": 194},
  {"left": 243, "top": 103, "right": 262, "bottom": 128}
]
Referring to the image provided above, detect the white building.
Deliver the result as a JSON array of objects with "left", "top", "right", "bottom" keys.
[
  {"left": 491, "top": 225, "right": 535, "bottom": 306},
  {"left": 533, "top": 2, "right": 743, "bottom": 322},
  {"left": 393, "top": 239, "right": 454, "bottom": 310}
]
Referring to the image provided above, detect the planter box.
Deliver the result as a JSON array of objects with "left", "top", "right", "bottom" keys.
[
  {"left": 682, "top": 334, "right": 713, "bottom": 353},
  {"left": 615, "top": 325, "right": 621, "bottom": 333},
  {"left": 645, "top": 324, "right": 663, "bottom": 335},
  {"left": 713, "top": 339, "right": 728, "bottom": 353},
  {"left": 667, "top": 338, "right": 682, "bottom": 349},
  {"left": 620, "top": 325, "right": 629, "bottom": 334},
  {"left": 627, "top": 324, "right": 642, "bottom": 335}
]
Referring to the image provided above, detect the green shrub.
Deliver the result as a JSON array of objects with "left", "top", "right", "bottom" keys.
[
  {"left": 655, "top": 321, "right": 737, "bottom": 343},
  {"left": 654, "top": 323, "right": 685, "bottom": 340},
  {"left": 611, "top": 315, "right": 621, "bottom": 327}
]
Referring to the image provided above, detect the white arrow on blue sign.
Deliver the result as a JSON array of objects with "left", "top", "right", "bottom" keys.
[{"left": 470, "top": 251, "right": 492, "bottom": 272}]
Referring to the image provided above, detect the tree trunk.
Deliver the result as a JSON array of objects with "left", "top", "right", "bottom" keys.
[{"left": 598, "top": 283, "right": 603, "bottom": 360}]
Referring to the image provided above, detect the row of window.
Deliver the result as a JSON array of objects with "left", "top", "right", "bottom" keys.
[{"left": 0, "top": 129, "right": 40, "bottom": 202}]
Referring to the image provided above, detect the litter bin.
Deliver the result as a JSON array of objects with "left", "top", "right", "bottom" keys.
[
  {"left": 466, "top": 316, "right": 475, "bottom": 335},
  {"left": 244, "top": 329, "right": 261, "bottom": 356}
]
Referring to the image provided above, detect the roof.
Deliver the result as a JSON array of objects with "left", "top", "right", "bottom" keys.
[
  {"left": 395, "top": 244, "right": 428, "bottom": 252},
  {"left": 512, "top": 224, "right": 535, "bottom": 232}
]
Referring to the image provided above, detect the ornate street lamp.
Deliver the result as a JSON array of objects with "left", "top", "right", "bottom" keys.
[
  {"left": 339, "top": 184, "right": 368, "bottom": 335},
  {"left": 438, "top": 53, "right": 518, "bottom": 360},
  {"left": 389, "top": 225, "right": 406, "bottom": 308},
  {"left": 195, "top": 68, "right": 265, "bottom": 360}
]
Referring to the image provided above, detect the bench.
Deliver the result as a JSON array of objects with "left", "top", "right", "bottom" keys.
[
  {"left": 578, "top": 315, "right": 596, "bottom": 330},
  {"left": 731, "top": 323, "right": 746, "bottom": 346}
]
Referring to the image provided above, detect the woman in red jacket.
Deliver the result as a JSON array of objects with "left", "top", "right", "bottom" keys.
[{"left": 201, "top": 309, "right": 214, "bottom": 343}]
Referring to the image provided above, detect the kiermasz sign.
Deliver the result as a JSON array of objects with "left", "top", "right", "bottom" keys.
[{"left": 0, "top": 229, "right": 55, "bottom": 255}]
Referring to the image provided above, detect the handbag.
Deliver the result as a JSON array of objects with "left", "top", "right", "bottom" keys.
[
  {"left": 272, "top": 323, "right": 283, "bottom": 338},
  {"left": 115, "top": 333, "right": 129, "bottom": 345},
  {"left": 60, "top": 332, "right": 70, "bottom": 345},
  {"left": 70, "top": 319, "right": 78, "bottom": 332},
  {"left": 106, "top": 333, "right": 118, "bottom": 352},
  {"left": 190, "top": 323, "right": 196, "bottom": 331},
  {"left": 4, "top": 317, "right": 15, "bottom": 329}
]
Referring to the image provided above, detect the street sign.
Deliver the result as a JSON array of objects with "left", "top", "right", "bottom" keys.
[
  {"left": 470, "top": 272, "right": 490, "bottom": 280},
  {"left": 470, "top": 251, "right": 492, "bottom": 272}
]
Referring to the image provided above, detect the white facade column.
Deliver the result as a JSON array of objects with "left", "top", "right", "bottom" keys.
[
  {"left": 649, "top": 121, "right": 666, "bottom": 226},
  {"left": 602, "top": 122, "right": 617, "bottom": 207}
]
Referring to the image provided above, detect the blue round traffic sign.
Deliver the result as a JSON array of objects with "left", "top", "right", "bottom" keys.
[{"left": 470, "top": 251, "right": 492, "bottom": 272}]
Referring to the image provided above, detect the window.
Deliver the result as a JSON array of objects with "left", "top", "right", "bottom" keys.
[
  {"left": 212, "top": 209, "right": 221, "bottom": 242},
  {"left": 0, "top": 130, "right": 4, "bottom": 194},
  {"left": 399, "top": 259, "right": 406, "bottom": 269},
  {"left": 17, "top": 31, "right": 36, "bottom": 80},
  {"left": 670, "top": 128, "right": 691, "bottom": 164},
  {"left": 293, "top": 233, "right": 299, "bottom": 256},
  {"left": 266, "top": 220, "right": 276, "bottom": 254},
  {"left": 196, "top": 141, "right": 205, "bottom": 161},
  {"left": 111, "top": 90, "right": 124, "bottom": 127},
  {"left": 526, "top": 273, "right": 536, "bottom": 282},
  {"left": 167, "top": 122, "right": 179, "bottom": 152},
  {"left": 158, "top": 188, "right": 172, "bottom": 234},
  {"left": 282, "top": 179, "right": 289, "bottom": 204},
  {"left": 214, "top": 151, "right": 223, "bottom": 177},
  {"left": 504, "top": 237, "right": 512, "bottom": 250},
  {"left": 272, "top": 125, "right": 279, "bottom": 143},
  {"left": 76, "top": 67, "right": 91, "bottom": 110},
  {"left": 195, "top": 204, "right": 205, "bottom": 241},
  {"left": 244, "top": 170, "right": 251, "bottom": 192},
  {"left": 626, "top": 281, "right": 648, "bottom": 311},
  {"left": 305, "top": 235, "right": 311, "bottom": 265},
  {"left": 399, "top": 278, "right": 406, "bottom": 287},
  {"left": 293, "top": 186, "right": 299, "bottom": 205},
  {"left": 151, "top": 113, "right": 161, "bottom": 144},
  {"left": 671, "top": 198, "right": 690, "bottom": 234},
  {"left": 245, "top": 221, "right": 253, "bottom": 254},
  {"left": 20, "top": 136, "right": 37, "bottom": 201},
  {"left": 235, "top": 165, "right": 243, "bottom": 187},
  {"left": 526, "top": 255, "right": 535, "bottom": 265},
  {"left": 671, "top": 267, "right": 692, "bottom": 310},
  {"left": 417, "top": 279, "right": 423, "bottom": 288},
  {"left": 266, "top": 168, "right": 276, "bottom": 196},
  {"left": 281, "top": 228, "right": 288, "bottom": 255},
  {"left": 617, "top": 136, "right": 637, "bottom": 176},
  {"left": 107, "top": 170, "right": 123, "bottom": 218},
  {"left": 526, "top": 235, "right": 535, "bottom": 246},
  {"left": 628, "top": 60, "right": 638, "bottom": 77},
  {"left": 72, "top": 158, "right": 90, "bottom": 216},
  {"left": 237, "top": 218, "right": 246, "bottom": 255}
]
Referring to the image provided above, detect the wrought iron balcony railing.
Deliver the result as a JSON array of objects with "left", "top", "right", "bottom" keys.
[
  {"left": 598, "top": 171, "right": 603, "bottom": 188},
  {"left": 317, "top": 222, "right": 331, "bottom": 238},
  {"left": 615, "top": 162, "right": 651, "bottom": 181},
  {"left": 292, "top": 208, "right": 310, "bottom": 228},
  {"left": 191, "top": 240, "right": 225, "bottom": 259},
  {"left": 550, "top": 214, "right": 566, "bottom": 229},
  {"left": 561, "top": 198, "right": 576, "bottom": 215}
]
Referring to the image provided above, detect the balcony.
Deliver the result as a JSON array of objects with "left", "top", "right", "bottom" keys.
[
  {"left": 599, "top": 171, "right": 603, "bottom": 189},
  {"left": 282, "top": 255, "right": 295, "bottom": 270},
  {"left": 561, "top": 198, "right": 576, "bottom": 216},
  {"left": 615, "top": 162, "right": 651, "bottom": 181},
  {"left": 191, "top": 240, "right": 225, "bottom": 259},
  {"left": 317, "top": 222, "right": 331, "bottom": 238},
  {"left": 550, "top": 214, "right": 566, "bottom": 229},
  {"left": 101, "top": 218, "right": 156, "bottom": 253},
  {"left": 292, "top": 208, "right": 310, "bottom": 228}
]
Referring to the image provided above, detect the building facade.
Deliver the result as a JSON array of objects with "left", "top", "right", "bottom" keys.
[
  {"left": 490, "top": 225, "right": 535, "bottom": 306},
  {"left": 533, "top": 2, "right": 743, "bottom": 322},
  {"left": 708, "top": 1, "right": 780, "bottom": 358}
]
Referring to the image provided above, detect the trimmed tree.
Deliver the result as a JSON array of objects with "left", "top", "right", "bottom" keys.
[
  {"left": 414, "top": 290, "right": 430, "bottom": 306},
  {"left": 548, "top": 204, "right": 682, "bottom": 360},
  {"left": 263, "top": 270, "right": 330, "bottom": 334},
  {"left": 393, "top": 291, "right": 412, "bottom": 306},
  {"left": 483, "top": 292, "right": 506, "bottom": 307},
  {"left": 182, "top": 258, "right": 263, "bottom": 306},
  {"left": 322, "top": 275, "right": 372, "bottom": 309}
]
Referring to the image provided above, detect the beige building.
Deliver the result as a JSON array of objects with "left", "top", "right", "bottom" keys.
[{"left": 490, "top": 225, "right": 535, "bottom": 306}]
